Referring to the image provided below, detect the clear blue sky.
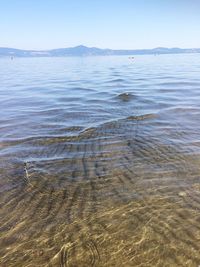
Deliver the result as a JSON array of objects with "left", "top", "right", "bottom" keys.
[{"left": 0, "top": 0, "right": 199, "bottom": 50}]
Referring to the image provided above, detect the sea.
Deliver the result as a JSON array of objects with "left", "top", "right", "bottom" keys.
[{"left": 1, "top": 54, "right": 200, "bottom": 266}]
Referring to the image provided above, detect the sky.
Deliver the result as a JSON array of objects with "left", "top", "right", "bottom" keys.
[{"left": 0, "top": 0, "right": 199, "bottom": 50}]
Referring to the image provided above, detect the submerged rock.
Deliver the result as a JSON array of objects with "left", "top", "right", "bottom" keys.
[
  {"left": 178, "top": 191, "right": 187, "bottom": 197},
  {"left": 117, "top": 93, "right": 133, "bottom": 102},
  {"left": 192, "top": 183, "right": 200, "bottom": 191},
  {"left": 127, "top": 113, "right": 157, "bottom": 121}
]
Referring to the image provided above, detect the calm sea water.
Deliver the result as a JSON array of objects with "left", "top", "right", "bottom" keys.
[{"left": 1, "top": 54, "right": 200, "bottom": 266}]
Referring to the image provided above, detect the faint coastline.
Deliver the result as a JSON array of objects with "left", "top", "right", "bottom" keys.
[{"left": 0, "top": 45, "right": 200, "bottom": 57}]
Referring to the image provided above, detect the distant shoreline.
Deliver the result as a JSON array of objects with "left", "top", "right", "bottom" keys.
[{"left": 0, "top": 45, "right": 200, "bottom": 57}]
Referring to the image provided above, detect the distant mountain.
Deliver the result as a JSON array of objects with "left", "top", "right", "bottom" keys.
[{"left": 0, "top": 45, "right": 200, "bottom": 57}]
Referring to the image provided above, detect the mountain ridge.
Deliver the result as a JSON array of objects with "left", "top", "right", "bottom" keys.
[{"left": 0, "top": 45, "right": 200, "bottom": 57}]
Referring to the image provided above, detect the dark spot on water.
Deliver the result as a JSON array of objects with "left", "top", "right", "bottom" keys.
[
  {"left": 127, "top": 113, "right": 157, "bottom": 121},
  {"left": 117, "top": 93, "right": 134, "bottom": 102}
]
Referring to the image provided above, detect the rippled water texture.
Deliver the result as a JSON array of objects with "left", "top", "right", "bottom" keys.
[{"left": 1, "top": 55, "right": 200, "bottom": 266}]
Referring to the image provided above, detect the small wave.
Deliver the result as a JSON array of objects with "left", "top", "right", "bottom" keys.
[
  {"left": 71, "top": 87, "right": 96, "bottom": 93},
  {"left": 165, "top": 107, "right": 200, "bottom": 114},
  {"left": 106, "top": 78, "right": 126, "bottom": 83},
  {"left": 158, "top": 81, "right": 200, "bottom": 87}
]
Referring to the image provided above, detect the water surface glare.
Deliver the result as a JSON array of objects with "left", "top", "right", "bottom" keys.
[{"left": 1, "top": 55, "right": 200, "bottom": 266}]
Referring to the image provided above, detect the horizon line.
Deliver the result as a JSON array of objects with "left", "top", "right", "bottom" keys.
[{"left": 0, "top": 45, "right": 199, "bottom": 51}]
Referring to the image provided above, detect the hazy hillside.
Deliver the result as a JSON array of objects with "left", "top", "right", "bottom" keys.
[{"left": 0, "top": 45, "right": 199, "bottom": 57}]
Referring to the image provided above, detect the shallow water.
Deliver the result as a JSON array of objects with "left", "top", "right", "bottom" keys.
[{"left": 1, "top": 54, "right": 200, "bottom": 266}]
